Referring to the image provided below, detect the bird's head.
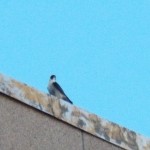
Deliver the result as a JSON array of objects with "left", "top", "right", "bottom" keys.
[{"left": 50, "top": 75, "right": 56, "bottom": 83}]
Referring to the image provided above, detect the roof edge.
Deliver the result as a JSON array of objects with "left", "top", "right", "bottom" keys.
[{"left": 0, "top": 73, "right": 150, "bottom": 150}]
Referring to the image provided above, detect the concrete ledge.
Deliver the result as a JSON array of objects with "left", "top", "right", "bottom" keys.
[{"left": 0, "top": 73, "right": 150, "bottom": 150}]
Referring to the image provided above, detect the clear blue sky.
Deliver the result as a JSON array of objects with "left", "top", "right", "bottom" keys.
[{"left": 0, "top": 1, "right": 150, "bottom": 137}]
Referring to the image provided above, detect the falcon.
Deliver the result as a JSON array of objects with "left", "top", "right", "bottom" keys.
[{"left": 47, "top": 75, "right": 73, "bottom": 104}]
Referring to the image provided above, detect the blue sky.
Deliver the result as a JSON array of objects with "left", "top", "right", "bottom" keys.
[{"left": 0, "top": 1, "right": 150, "bottom": 137}]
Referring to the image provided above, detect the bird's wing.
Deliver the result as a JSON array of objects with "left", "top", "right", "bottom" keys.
[
  {"left": 53, "top": 82, "right": 66, "bottom": 95},
  {"left": 53, "top": 82, "right": 73, "bottom": 104}
]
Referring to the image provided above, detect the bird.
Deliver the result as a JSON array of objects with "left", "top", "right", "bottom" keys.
[{"left": 47, "top": 75, "right": 73, "bottom": 104}]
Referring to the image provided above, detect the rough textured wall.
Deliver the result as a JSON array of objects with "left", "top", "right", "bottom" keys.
[
  {"left": 0, "top": 73, "right": 150, "bottom": 150},
  {"left": 0, "top": 94, "right": 124, "bottom": 150}
]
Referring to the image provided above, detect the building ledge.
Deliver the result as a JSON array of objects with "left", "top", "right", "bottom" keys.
[{"left": 0, "top": 73, "right": 150, "bottom": 150}]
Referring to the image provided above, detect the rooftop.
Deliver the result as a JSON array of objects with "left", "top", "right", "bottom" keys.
[{"left": 0, "top": 73, "right": 150, "bottom": 150}]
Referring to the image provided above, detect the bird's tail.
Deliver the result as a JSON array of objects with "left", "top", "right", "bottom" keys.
[{"left": 64, "top": 96, "right": 73, "bottom": 104}]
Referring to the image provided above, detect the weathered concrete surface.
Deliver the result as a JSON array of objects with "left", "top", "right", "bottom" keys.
[
  {"left": 0, "top": 94, "right": 125, "bottom": 150},
  {"left": 0, "top": 73, "right": 150, "bottom": 150},
  {"left": 83, "top": 132, "right": 124, "bottom": 150},
  {"left": 0, "top": 94, "right": 83, "bottom": 150}
]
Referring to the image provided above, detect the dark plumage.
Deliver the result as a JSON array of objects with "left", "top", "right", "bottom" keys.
[{"left": 47, "top": 75, "right": 73, "bottom": 104}]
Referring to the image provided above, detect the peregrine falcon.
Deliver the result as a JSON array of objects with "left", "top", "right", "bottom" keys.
[{"left": 47, "top": 75, "right": 73, "bottom": 104}]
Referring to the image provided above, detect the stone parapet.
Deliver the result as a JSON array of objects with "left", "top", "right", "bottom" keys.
[{"left": 0, "top": 73, "right": 150, "bottom": 150}]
